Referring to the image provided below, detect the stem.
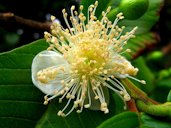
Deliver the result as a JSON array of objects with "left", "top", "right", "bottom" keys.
[
  {"left": 121, "top": 78, "right": 159, "bottom": 105},
  {"left": 121, "top": 78, "right": 171, "bottom": 118},
  {"left": 137, "top": 100, "right": 171, "bottom": 117},
  {"left": 121, "top": 79, "right": 148, "bottom": 102},
  {"left": 0, "top": 12, "right": 51, "bottom": 31},
  {"left": 126, "top": 99, "right": 138, "bottom": 112}
]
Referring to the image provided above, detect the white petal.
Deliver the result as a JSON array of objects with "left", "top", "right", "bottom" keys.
[
  {"left": 32, "top": 50, "right": 70, "bottom": 95},
  {"left": 109, "top": 54, "right": 136, "bottom": 78},
  {"left": 114, "top": 73, "right": 128, "bottom": 79}
]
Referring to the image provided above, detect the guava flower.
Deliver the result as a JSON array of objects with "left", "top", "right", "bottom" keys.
[{"left": 32, "top": 1, "right": 145, "bottom": 117}]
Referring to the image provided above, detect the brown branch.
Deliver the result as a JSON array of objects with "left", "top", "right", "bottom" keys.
[
  {"left": 126, "top": 99, "right": 139, "bottom": 112},
  {"left": 0, "top": 12, "right": 51, "bottom": 31},
  {"left": 162, "top": 42, "right": 171, "bottom": 55}
]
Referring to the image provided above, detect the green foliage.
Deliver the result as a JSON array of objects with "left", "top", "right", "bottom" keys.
[
  {"left": 97, "top": 112, "right": 139, "bottom": 128},
  {"left": 36, "top": 98, "right": 116, "bottom": 128},
  {"left": 0, "top": 39, "right": 48, "bottom": 128},
  {"left": 35, "top": 91, "right": 127, "bottom": 128},
  {"left": 140, "top": 113, "right": 171, "bottom": 128},
  {"left": 167, "top": 90, "right": 171, "bottom": 102},
  {"left": 132, "top": 57, "right": 155, "bottom": 94},
  {"left": 119, "top": 0, "right": 149, "bottom": 20},
  {"left": 152, "top": 80, "right": 171, "bottom": 102},
  {"left": 147, "top": 51, "right": 164, "bottom": 62}
]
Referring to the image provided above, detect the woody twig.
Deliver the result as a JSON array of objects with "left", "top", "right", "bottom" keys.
[{"left": 0, "top": 12, "right": 51, "bottom": 31}]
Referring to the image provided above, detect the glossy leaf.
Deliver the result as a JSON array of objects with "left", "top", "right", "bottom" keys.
[
  {"left": 119, "top": 0, "right": 149, "bottom": 20},
  {"left": 140, "top": 113, "right": 171, "bottom": 128},
  {"left": 97, "top": 112, "right": 139, "bottom": 128},
  {"left": 0, "top": 39, "right": 48, "bottom": 128}
]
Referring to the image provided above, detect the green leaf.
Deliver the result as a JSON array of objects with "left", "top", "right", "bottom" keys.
[
  {"left": 97, "top": 112, "right": 139, "bottom": 128},
  {"left": 167, "top": 90, "right": 171, "bottom": 102},
  {"left": 132, "top": 57, "right": 155, "bottom": 94},
  {"left": 119, "top": 0, "right": 149, "bottom": 20},
  {"left": 35, "top": 95, "right": 117, "bottom": 128},
  {"left": 111, "top": 92, "right": 125, "bottom": 114},
  {"left": 140, "top": 113, "right": 171, "bottom": 128},
  {"left": 152, "top": 80, "right": 171, "bottom": 102},
  {"left": 0, "top": 39, "right": 48, "bottom": 128}
]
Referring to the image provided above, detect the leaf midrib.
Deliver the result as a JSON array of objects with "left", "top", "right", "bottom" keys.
[
  {"left": 0, "top": 100, "right": 42, "bottom": 104},
  {"left": 0, "top": 116, "right": 37, "bottom": 122}
]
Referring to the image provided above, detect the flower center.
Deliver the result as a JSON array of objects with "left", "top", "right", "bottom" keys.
[{"left": 65, "top": 32, "right": 111, "bottom": 76}]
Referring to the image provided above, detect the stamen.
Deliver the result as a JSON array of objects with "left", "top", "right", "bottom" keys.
[
  {"left": 62, "top": 9, "right": 74, "bottom": 35},
  {"left": 127, "top": 75, "right": 146, "bottom": 84},
  {"left": 84, "top": 83, "right": 91, "bottom": 108}
]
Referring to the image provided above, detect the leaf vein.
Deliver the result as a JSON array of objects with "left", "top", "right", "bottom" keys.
[{"left": 0, "top": 99, "right": 42, "bottom": 104}]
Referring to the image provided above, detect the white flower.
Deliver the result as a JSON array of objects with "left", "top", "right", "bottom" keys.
[{"left": 32, "top": 1, "right": 145, "bottom": 117}]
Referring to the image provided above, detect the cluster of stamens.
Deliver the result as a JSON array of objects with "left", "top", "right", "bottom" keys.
[{"left": 37, "top": 67, "right": 58, "bottom": 84}]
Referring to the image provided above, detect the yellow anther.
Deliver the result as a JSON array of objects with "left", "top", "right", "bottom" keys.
[
  {"left": 80, "top": 5, "right": 83, "bottom": 10},
  {"left": 71, "top": 6, "right": 75, "bottom": 10},
  {"left": 51, "top": 15, "right": 56, "bottom": 21}
]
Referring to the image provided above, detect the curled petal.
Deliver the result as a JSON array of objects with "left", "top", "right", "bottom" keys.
[
  {"left": 109, "top": 54, "right": 138, "bottom": 77},
  {"left": 32, "top": 50, "right": 70, "bottom": 95}
]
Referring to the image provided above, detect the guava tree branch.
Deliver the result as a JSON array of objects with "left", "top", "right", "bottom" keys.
[
  {"left": 122, "top": 79, "right": 171, "bottom": 118},
  {"left": 136, "top": 100, "right": 171, "bottom": 117},
  {"left": 0, "top": 12, "right": 51, "bottom": 31},
  {"left": 162, "top": 42, "right": 171, "bottom": 55}
]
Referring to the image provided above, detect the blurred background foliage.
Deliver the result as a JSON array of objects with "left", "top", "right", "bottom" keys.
[{"left": 0, "top": 0, "right": 79, "bottom": 52}]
